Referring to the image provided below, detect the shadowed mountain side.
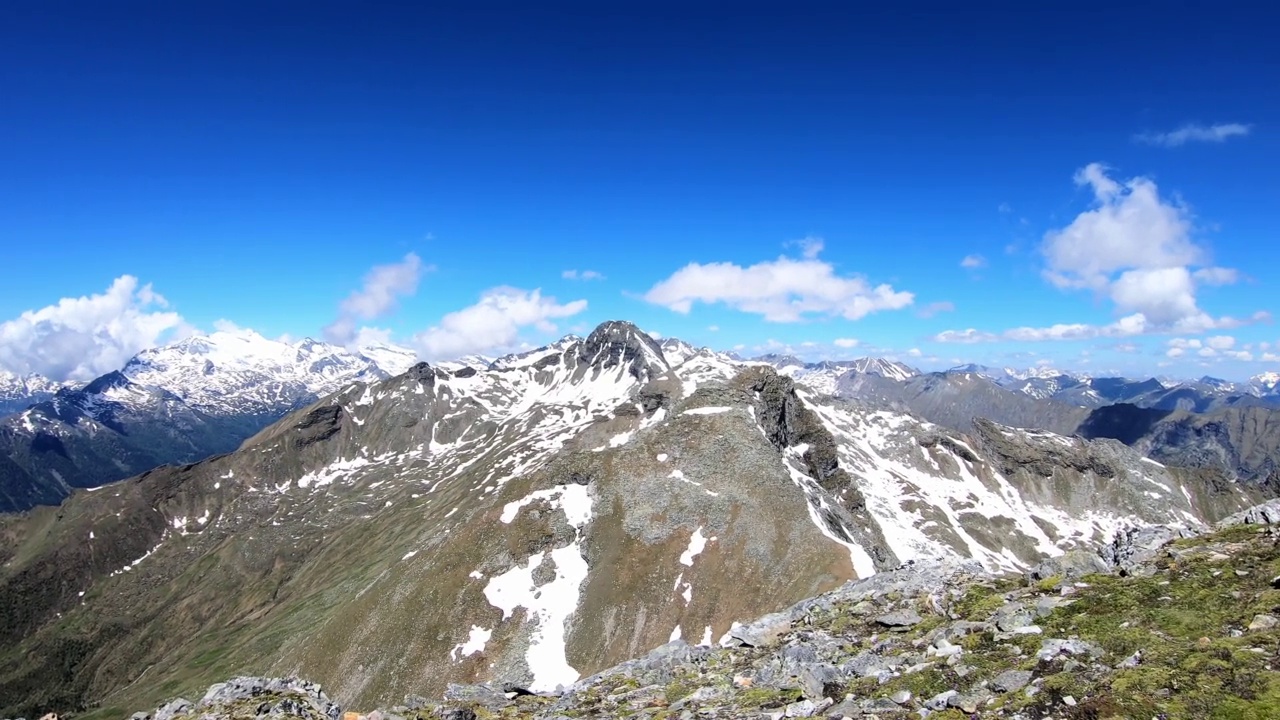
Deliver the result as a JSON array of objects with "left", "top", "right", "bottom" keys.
[{"left": 1076, "top": 404, "right": 1174, "bottom": 446}]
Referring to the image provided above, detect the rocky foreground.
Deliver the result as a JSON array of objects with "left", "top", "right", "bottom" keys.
[{"left": 32, "top": 500, "right": 1280, "bottom": 720}]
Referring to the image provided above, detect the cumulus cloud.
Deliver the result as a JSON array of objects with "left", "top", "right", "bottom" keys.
[
  {"left": 960, "top": 255, "right": 987, "bottom": 269},
  {"left": 1135, "top": 123, "right": 1252, "bottom": 147},
  {"left": 833, "top": 338, "right": 860, "bottom": 349},
  {"left": 324, "top": 253, "right": 427, "bottom": 347},
  {"left": 643, "top": 243, "right": 913, "bottom": 322},
  {"left": 936, "top": 163, "right": 1257, "bottom": 344},
  {"left": 412, "top": 287, "right": 587, "bottom": 360},
  {"left": 562, "top": 269, "right": 605, "bottom": 281},
  {"left": 0, "top": 276, "right": 189, "bottom": 381}
]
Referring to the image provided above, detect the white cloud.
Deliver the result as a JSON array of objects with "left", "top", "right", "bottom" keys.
[
  {"left": 1193, "top": 267, "right": 1239, "bottom": 285},
  {"left": 643, "top": 244, "right": 913, "bottom": 322},
  {"left": 1015, "top": 314, "right": 1155, "bottom": 342},
  {"left": 1166, "top": 347, "right": 1186, "bottom": 358},
  {"left": 998, "top": 202, "right": 1013, "bottom": 214},
  {"left": 413, "top": 287, "right": 587, "bottom": 360},
  {"left": 939, "top": 163, "right": 1257, "bottom": 344},
  {"left": 1262, "top": 352, "right": 1280, "bottom": 363},
  {"left": 907, "top": 348, "right": 923, "bottom": 357},
  {"left": 351, "top": 326, "right": 395, "bottom": 347},
  {"left": 707, "top": 325, "right": 720, "bottom": 332},
  {"left": 932, "top": 328, "right": 998, "bottom": 344},
  {"left": 1206, "top": 335, "right": 1236, "bottom": 350},
  {"left": 1042, "top": 164, "right": 1204, "bottom": 302},
  {"left": 0, "top": 276, "right": 189, "bottom": 381},
  {"left": 324, "top": 253, "right": 427, "bottom": 346},
  {"left": 786, "top": 236, "right": 825, "bottom": 259},
  {"left": 960, "top": 255, "right": 987, "bottom": 269},
  {"left": 213, "top": 318, "right": 246, "bottom": 333},
  {"left": 1135, "top": 122, "right": 1252, "bottom": 147},
  {"left": 917, "top": 301, "right": 955, "bottom": 318},
  {"left": 833, "top": 338, "right": 860, "bottom": 348},
  {"left": 562, "top": 269, "right": 605, "bottom": 281}
]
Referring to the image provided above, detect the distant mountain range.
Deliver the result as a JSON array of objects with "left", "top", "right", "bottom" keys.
[
  {"left": 0, "top": 330, "right": 417, "bottom": 511},
  {"left": 1, "top": 329, "right": 1278, "bottom": 513},
  {"left": 0, "top": 371, "right": 75, "bottom": 416}
]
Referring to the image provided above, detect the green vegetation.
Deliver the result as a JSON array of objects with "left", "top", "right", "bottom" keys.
[{"left": 737, "top": 686, "right": 803, "bottom": 709}]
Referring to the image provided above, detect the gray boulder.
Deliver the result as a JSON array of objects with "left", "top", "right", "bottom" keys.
[
  {"left": 727, "top": 612, "right": 792, "bottom": 647},
  {"left": 1100, "top": 525, "right": 1193, "bottom": 575},
  {"left": 991, "top": 669, "right": 1034, "bottom": 693}
]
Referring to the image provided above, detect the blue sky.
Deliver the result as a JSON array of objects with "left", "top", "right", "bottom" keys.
[{"left": 1, "top": 2, "right": 1277, "bottom": 381}]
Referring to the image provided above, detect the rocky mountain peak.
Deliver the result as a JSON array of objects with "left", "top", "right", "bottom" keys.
[
  {"left": 80, "top": 370, "right": 133, "bottom": 395},
  {"left": 0, "top": 370, "right": 69, "bottom": 416},
  {"left": 849, "top": 357, "right": 917, "bottom": 382},
  {"left": 577, "top": 320, "right": 670, "bottom": 380}
]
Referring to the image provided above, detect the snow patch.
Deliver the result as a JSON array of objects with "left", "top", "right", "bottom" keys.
[
  {"left": 500, "top": 484, "right": 593, "bottom": 528},
  {"left": 451, "top": 625, "right": 492, "bottom": 660},
  {"left": 679, "top": 527, "right": 708, "bottom": 566},
  {"left": 682, "top": 406, "right": 732, "bottom": 416},
  {"left": 482, "top": 543, "right": 589, "bottom": 692}
]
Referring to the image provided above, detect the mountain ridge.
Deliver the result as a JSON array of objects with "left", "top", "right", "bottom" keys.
[{"left": 0, "top": 321, "right": 1265, "bottom": 718}]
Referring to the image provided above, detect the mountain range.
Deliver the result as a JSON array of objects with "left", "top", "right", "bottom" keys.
[
  {"left": 0, "top": 330, "right": 416, "bottom": 511},
  {"left": 2, "top": 327, "right": 1278, "bottom": 516},
  {"left": 1, "top": 321, "right": 1275, "bottom": 718}
]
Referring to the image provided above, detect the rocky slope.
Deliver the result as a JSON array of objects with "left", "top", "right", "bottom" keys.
[
  {"left": 835, "top": 371, "right": 1090, "bottom": 437},
  {"left": 0, "top": 331, "right": 415, "bottom": 512},
  {"left": 837, "top": 369, "right": 1280, "bottom": 487},
  {"left": 0, "top": 323, "right": 1263, "bottom": 719},
  {"left": 1081, "top": 403, "right": 1280, "bottom": 487},
  {"left": 117, "top": 500, "right": 1280, "bottom": 720}
]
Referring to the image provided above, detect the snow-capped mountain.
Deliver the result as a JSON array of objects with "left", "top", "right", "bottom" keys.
[
  {"left": 0, "top": 330, "right": 419, "bottom": 510},
  {"left": 0, "top": 320, "right": 1259, "bottom": 716},
  {"left": 121, "top": 329, "right": 411, "bottom": 416},
  {"left": 845, "top": 356, "right": 917, "bottom": 382},
  {"left": 754, "top": 355, "right": 917, "bottom": 395},
  {"left": 0, "top": 370, "right": 73, "bottom": 416},
  {"left": 1251, "top": 371, "right": 1280, "bottom": 395}
]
